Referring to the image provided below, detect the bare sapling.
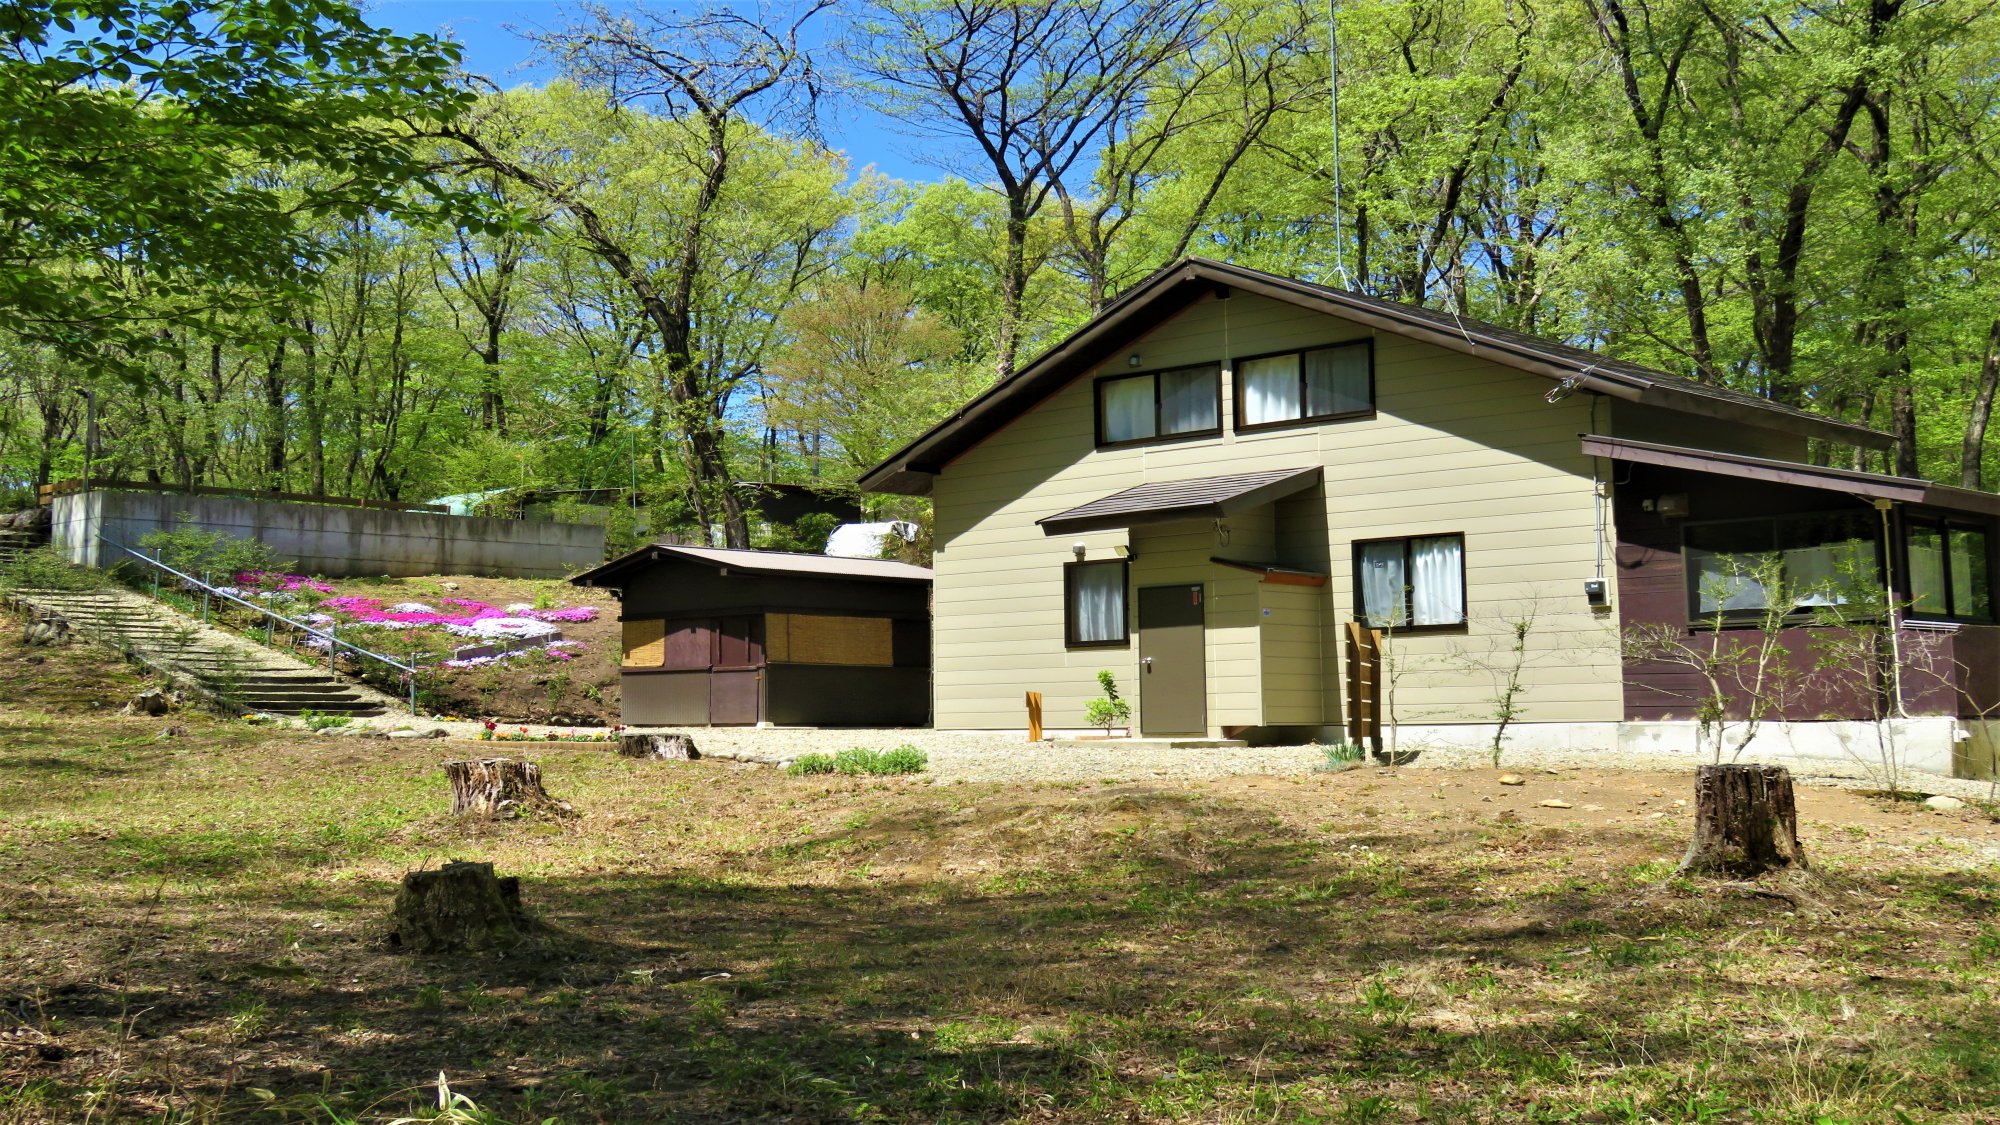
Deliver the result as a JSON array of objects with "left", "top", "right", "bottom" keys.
[
  {"left": 1443, "top": 594, "right": 1545, "bottom": 768},
  {"left": 1804, "top": 556, "right": 1933, "bottom": 796},
  {"left": 1622, "top": 554, "right": 1808, "bottom": 762}
]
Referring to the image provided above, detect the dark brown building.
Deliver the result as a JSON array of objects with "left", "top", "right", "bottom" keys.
[{"left": 571, "top": 544, "right": 932, "bottom": 727}]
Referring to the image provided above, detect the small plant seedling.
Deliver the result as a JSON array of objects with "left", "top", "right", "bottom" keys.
[{"left": 1083, "top": 670, "right": 1131, "bottom": 735}]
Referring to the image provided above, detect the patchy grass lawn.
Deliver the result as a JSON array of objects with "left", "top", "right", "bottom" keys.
[{"left": 1, "top": 646, "right": 1997, "bottom": 1122}]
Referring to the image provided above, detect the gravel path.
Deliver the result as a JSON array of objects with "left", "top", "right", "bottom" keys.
[{"left": 310, "top": 716, "right": 1999, "bottom": 800}]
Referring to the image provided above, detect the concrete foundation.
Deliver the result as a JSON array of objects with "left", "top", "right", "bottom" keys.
[
  {"left": 953, "top": 718, "right": 1985, "bottom": 779},
  {"left": 52, "top": 489, "right": 604, "bottom": 579}
]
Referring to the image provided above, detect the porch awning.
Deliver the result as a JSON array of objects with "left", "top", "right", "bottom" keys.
[
  {"left": 1580, "top": 435, "right": 2000, "bottom": 517},
  {"left": 1037, "top": 466, "right": 1322, "bottom": 536}
]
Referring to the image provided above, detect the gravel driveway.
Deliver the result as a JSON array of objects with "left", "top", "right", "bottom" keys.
[{"left": 321, "top": 716, "right": 1998, "bottom": 799}]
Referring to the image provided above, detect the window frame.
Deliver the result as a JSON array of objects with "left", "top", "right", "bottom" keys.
[
  {"left": 1350, "top": 532, "right": 1468, "bottom": 634},
  {"left": 1092, "top": 363, "right": 1224, "bottom": 449},
  {"left": 1677, "top": 510, "right": 1884, "bottom": 626},
  {"left": 1232, "top": 339, "right": 1376, "bottom": 434},
  {"left": 1902, "top": 511, "right": 1995, "bottom": 624},
  {"left": 1063, "top": 558, "right": 1131, "bottom": 648}
]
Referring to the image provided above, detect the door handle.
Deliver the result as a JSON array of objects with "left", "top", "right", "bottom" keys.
[{"left": 1141, "top": 657, "right": 1153, "bottom": 672}]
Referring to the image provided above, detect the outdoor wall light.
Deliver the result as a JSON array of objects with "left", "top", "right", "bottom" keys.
[
  {"left": 1072, "top": 541, "right": 1087, "bottom": 560},
  {"left": 1127, "top": 354, "right": 1143, "bottom": 367}
]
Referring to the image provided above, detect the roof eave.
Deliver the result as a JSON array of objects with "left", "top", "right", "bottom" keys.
[{"left": 857, "top": 257, "right": 1894, "bottom": 492}]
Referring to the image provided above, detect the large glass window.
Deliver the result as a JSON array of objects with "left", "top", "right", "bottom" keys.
[
  {"left": 1355, "top": 534, "right": 1465, "bottom": 630},
  {"left": 1065, "top": 560, "right": 1129, "bottom": 647},
  {"left": 1682, "top": 512, "right": 1877, "bottom": 620},
  {"left": 1905, "top": 515, "right": 1992, "bottom": 621},
  {"left": 1095, "top": 364, "right": 1221, "bottom": 446},
  {"left": 1236, "top": 342, "right": 1372, "bottom": 430}
]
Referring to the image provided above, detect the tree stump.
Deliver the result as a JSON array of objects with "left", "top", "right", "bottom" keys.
[
  {"left": 387, "top": 860, "right": 528, "bottom": 953},
  {"left": 619, "top": 733, "right": 700, "bottom": 760},
  {"left": 444, "top": 758, "right": 569, "bottom": 818},
  {"left": 1677, "top": 763, "right": 1809, "bottom": 877}
]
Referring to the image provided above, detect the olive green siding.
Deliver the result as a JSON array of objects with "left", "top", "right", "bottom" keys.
[
  {"left": 1257, "top": 582, "right": 1328, "bottom": 726},
  {"left": 929, "top": 291, "right": 1619, "bottom": 735}
]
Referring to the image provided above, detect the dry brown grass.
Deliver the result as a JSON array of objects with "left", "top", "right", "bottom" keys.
[{"left": 1, "top": 636, "right": 1997, "bottom": 1123}]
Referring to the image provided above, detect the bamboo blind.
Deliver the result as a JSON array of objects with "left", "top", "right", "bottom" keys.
[
  {"left": 766, "top": 613, "right": 894, "bottom": 666},
  {"left": 621, "top": 618, "right": 667, "bottom": 667}
]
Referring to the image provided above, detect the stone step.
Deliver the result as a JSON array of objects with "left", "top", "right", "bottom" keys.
[{"left": 12, "top": 583, "right": 409, "bottom": 718}]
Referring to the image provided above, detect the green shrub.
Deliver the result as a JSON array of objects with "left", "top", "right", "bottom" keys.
[
  {"left": 298, "top": 709, "right": 351, "bottom": 731},
  {"left": 874, "top": 744, "right": 928, "bottom": 774},
  {"left": 0, "top": 546, "right": 104, "bottom": 591},
  {"left": 138, "top": 515, "right": 289, "bottom": 579},
  {"left": 786, "top": 753, "right": 837, "bottom": 776},
  {"left": 1083, "top": 669, "right": 1131, "bottom": 734},
  {"left": 789, "top": 746, "right": 928, "bottom": 777},
  {"left": 1315, "top": 741, "right": 1369, "bottom": 771}
]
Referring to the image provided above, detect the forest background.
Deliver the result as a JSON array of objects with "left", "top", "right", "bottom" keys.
[{"left": 7, "top": 0, "right": 1999, "bottom": 551}]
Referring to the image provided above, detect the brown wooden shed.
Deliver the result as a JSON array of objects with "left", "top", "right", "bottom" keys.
[{"left": 570, "top": 544, "right": 932, "bottom": 727}]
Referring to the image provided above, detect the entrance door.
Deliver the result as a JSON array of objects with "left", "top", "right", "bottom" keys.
[
  {"left": 709, "top": 615, "right": 763, "bottom": 725},
  {"left": 1137, "top": 584, "right": 1206, "bottom": 736}
]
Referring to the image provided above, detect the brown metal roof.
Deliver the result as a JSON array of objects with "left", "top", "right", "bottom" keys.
[
  {"left": 570, "top": 543, "right": 932, "bottom": 589},
  {"left": 1581, "top": 435, "right": 2000, "bottom": 517},
  {"left": 858, "top": 258, "right": 1890, "bottom": 496},
  {"left": 1037, "top": 467, "right": 1322, "bottom": 536}
]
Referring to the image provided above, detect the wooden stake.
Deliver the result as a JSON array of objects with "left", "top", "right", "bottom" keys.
[{"left": 1026, "top": 691, "right": 1043, "bottom": 742}]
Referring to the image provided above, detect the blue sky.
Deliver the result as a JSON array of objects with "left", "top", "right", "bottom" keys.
[{"left": 368, "top": 0, "right": 950, "bottom": 184}]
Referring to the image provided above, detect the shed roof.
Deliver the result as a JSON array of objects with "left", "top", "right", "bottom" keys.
[
  {"left": 858, "top": 258, "right": 1889, "bottom": 496},
  {"left": 570, "top": 543, "right": 933, "bottom": 589},
  {"left": 1581, "top": 435, "right": 2000, "bottom": 517},
  {"left": 1037, "top": 466, "right": 1322, "bottom": 536}
]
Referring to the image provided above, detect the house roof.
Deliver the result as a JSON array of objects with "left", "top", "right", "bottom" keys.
[
  {"left": 1036, "top": 467, "right": 1323, "bottom": 536},
  {"left": 858, "top": 258, "right": 1890, "bottom": 496},
  {"left": 1581, "top": 435, "right": 2000, "bottom": 517},
  {"left": 569, "top": 543, "right": 933, "bottom": 589}
]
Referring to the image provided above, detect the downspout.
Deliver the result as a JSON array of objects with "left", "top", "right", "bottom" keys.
[{"left": 1591, "top": 396, "right": 1606, "bottom": 585}]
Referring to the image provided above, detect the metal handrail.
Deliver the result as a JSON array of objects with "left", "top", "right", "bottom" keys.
[{"left": 96, "top": 533, "right": 420, "bottom": 713}]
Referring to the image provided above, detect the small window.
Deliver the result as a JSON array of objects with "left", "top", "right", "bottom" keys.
[
  {"left": 1237, "top": 341, "right": 1372, "bottom": 430},
  {"left": 1354, "top": 534, "right": 1465, "bottom": 630},
  {"left": 1682, "top": 512, "right": 1878, "bottom": 621},
  {"left": 1065, "top": 559, "right": 1129, "bottom": 647},
  {"left": 1095, "top": 364, "right": 1221, "bottom": 446},
  {"left": 1906, "top": 515, "right": 1992, "bottom": 621}
]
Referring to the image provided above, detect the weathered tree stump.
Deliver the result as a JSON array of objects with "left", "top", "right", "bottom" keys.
[
  {"left": 619, "top": 733, "right": 700, "bottom": 760},
  {"left": 387, "top": 860, "right": 528, "bottom": 953},
  {"left": 1677, "top": 763, "right": 1809, "bottom": 877},
  {"left": 444, "top": 758, "right": 570, "bottom": 818}
]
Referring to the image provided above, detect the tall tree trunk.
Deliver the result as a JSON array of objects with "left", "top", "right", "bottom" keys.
[
  {"left": 1962, "top": 321, "right": 2000, "bottom": 489},
  {"left": 263, "top": 335, "right": 288, "bottom": 492}
]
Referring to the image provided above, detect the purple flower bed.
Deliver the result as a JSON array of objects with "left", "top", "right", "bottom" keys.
[{"left": 308, "top": 594, "right": 600, "bottom": 668}]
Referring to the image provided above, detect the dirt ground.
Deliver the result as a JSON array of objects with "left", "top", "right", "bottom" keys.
[{"left": 3, "top": 627, "right": 1999, "bottom": 1123}]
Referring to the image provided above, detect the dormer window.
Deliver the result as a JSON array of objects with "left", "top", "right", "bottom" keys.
[
  {"left": 1235, "top": 341, "right": 1373, "bottom": 431},
  {"left": 1095, "top": 364, "right": 1222, "bottom": 447}
]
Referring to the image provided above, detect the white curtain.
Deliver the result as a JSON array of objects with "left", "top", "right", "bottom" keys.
[
  {"left": 1785, "top": 541, "right": 1860, "bottom": 607},
  {"left": 1358, "top": 541, "right": 1406, "bottom": 627},
  {"left": 1100, "top": 377, "right": 1154, "bottom": 443},
  {"left": 1239, "top": 355, "right": 1298, "bottom": 425},
  {"left": 1906, "top": 526, "right": 1947, "bottom": 615},
  {"left": 1690, "top": 551, "right": 1772, "bottom": 614},
  {"left": 1158, "top": 366, "right": 1217, "bottom": 434},
  {"left": 1303, "top": 345, "right": 1369, "bottom": 417},
  {"left": 1072, "top": 563, "right": 1125, "bottom": 642},
  {"left": 1950, "top": 528, "right": 1988, "bottom": 617},
  {"left": 1410, "top": 535, "right": 1464, "bottom": 626}
]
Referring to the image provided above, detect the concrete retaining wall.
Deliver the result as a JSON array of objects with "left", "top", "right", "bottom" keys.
[{"left": 51, "top": 490, "right": 604, "bottom": 579}]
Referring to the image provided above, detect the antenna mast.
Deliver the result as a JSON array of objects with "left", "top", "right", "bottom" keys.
[{"left": 1328, "top": 0, "right": 1351, "bottom": 289}]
